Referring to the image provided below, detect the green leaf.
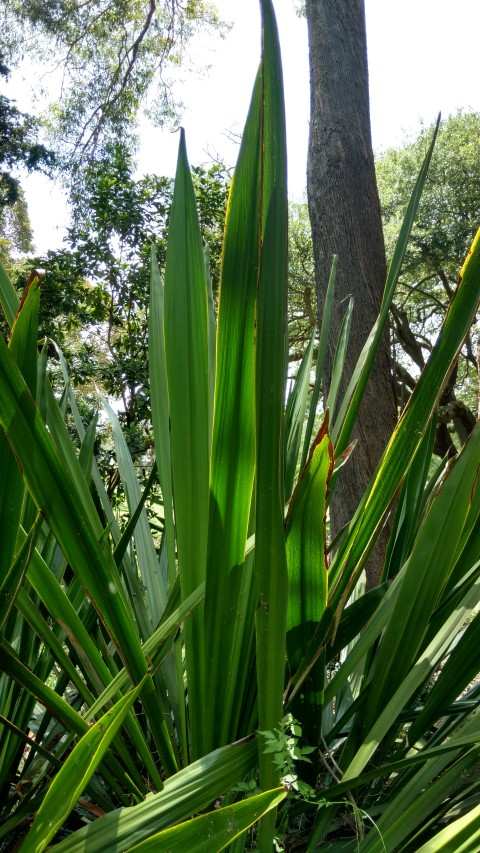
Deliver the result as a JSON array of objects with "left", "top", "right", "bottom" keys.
[
  {"left": 254, "top": 1, "right": 289, "bottom": 847},
  {"left": 286, "top": 432, "right": 332, "bottom": 670},
  {"left": 0, "top": 256, "right": 21, "bottom": 328},
  {"left": 203, "top": 68, "right": 261, "bottom": 752},
  {"left": 300, "top": 254, "right": 337, "bottom": 470},
  {"left": 164, "top": 129, "right": 210, "bottom": 759},
  {"left": 103, "top": 397, "right": 166, "bottom": 627},
  {"left": 285, "top": 332, "right": 315, "bottom": 500},
  {"left": 285, "top": 432, "right": 333, "bottom": 749},
  {"left": 125, "top": 788, "right": 286, "bottom": 853}
]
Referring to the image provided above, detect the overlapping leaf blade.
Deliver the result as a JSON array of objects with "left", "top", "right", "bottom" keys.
[
  {"left": 254, "top": 2, "right": 289, "bottom": 847},
  {"left": 126, "top": 788, "right": 286, "bottom": 853},
  {"left": 202, "top": 68, "right": 261, "bottom": 753},
  {"left": 163, "top": 129, "right": 210, "bottom": 760}
]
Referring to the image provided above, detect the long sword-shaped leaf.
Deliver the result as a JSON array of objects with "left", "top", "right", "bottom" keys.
[
  {"left": 149, "top": 249, "right": 176, "bottom": 590},
  {"left": 149, "top": 249, "right": 187, "bottom": 758},
  {"left": 103, "top": 397, "right": 166, "bottom": 627},
  {"left": 126, "top": 788, "right": 286, "bottom": 853},
  {"left": 300, "top": 255, "right": 337, "bottom": 470},
  {"left": 0, "top": 257, "right": 20, "bottom": 327},
  {"left": 164, "top": 129, "right": 210, "bottom": 760},
  {"left": 286, "top": 432, "right": 333, "bottom": 747},
  {"left": 255, "top": 1, "right": 288, "bottom": 847},
  {"left": 285, "top": 332, "right": 315, "bottom": 500},
  {"left": 203, "top": 69, "right": 261, "bottom": 752}
]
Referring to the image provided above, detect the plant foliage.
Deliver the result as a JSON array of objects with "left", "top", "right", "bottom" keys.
[{"left": 0, "top": 3, "right": 480, "bottom": 852}]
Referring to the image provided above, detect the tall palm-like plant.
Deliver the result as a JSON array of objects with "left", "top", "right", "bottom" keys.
[{"left": 1, "top": 2, "right": 480, "bottom": 851}]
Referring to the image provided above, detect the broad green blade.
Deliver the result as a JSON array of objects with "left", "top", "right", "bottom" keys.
[
  {"left": 51, "top": 737, "right": 258, "bottom": 853},
  {"left": 126, "top": 788, "right": 286, "bottom": 853},
  {"left": 286, "top": 431, "right": 333, "bottom": 747},
  {"left": 203, "top": 69, "right": 261, "bottom": 752},
  {"left": 300, "top": 254, "right": 337, "bottom": 470},
  {"left": 254, "top": 1, "right": 288, "bottom": 847},
  {"left": 204, "top": 244, "right": 216, "bottom": 449},
  {"left": 285, "top": 331, "right": 315, "bottom": 500},
  {"left": 286, "top": 431, "right": 332, "bottom": 662},
  {"left": 22, "top": 680, "right": 145, "bottom": 853},
  {"left": 164, "top": 129, "right": 210, "bottom": 759}
]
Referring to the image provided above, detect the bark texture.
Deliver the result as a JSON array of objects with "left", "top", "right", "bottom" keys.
[{"left": 306, "top": 0, "right": 397, "bottom": 587}]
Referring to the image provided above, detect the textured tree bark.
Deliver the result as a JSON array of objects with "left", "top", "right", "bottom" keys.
[{"left": 306, "top": 0, "right": 397, "bottom": 588}]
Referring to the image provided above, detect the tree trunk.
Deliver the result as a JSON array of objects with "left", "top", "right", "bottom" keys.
[{"left": 306, "top": 0, "right": 397, "bottom": 588}]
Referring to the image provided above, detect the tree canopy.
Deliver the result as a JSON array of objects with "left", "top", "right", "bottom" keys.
[{"left": 0, "top": 1, "right": 224, "bottom": 163}]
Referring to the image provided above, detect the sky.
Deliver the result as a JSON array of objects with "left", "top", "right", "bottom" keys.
[{"left": 17, "top": 0, "right": 480, "bottom": 254}]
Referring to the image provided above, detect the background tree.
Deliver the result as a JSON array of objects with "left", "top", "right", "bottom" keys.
[
  {"left": 0, "top": 1, "right": 224, "bottom": 165},
  {"left": 305, "top": 0, "right": 397, "bottom": 587},
  {"left": 377, "top": 110, "right": 479, "bottom": 453}
]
